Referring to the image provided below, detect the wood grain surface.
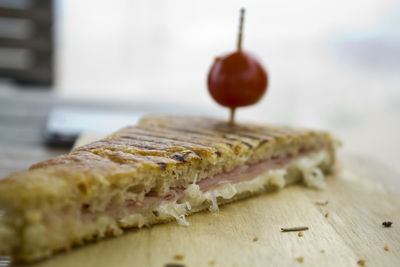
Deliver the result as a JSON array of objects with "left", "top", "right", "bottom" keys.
[{"left": 15, "top": 136, "right": 399, "bottom": 267}]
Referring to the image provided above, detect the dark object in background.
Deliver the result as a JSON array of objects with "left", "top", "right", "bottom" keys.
[
  {"left": 0, "top": 0, "right": 53, "bottom": 86},
  {"left": 382, "top": 221, "right": 392, "bottom": 228},
  {"left": 44, "top": 108, "right": 143, "bottom": 147}
]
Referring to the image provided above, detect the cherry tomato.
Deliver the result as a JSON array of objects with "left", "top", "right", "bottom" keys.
[{"left": 207, "top": 50, "right": 268, "bottom": 108}]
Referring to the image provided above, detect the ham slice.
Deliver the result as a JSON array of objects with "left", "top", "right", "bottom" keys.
[
  {"left": 197, "top": 156, "right": 290, "bottom": 191},
  {"left": 102, "top": 151, "right": 312, "bottom": 214}
]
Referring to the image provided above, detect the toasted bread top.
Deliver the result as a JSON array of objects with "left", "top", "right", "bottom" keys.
[{"left": 0, "top": 115, "right": 335, "bottom": 211}]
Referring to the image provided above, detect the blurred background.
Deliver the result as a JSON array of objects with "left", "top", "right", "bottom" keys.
[{"left": 0, "top": 0, "right": 399, "bottom": 177}]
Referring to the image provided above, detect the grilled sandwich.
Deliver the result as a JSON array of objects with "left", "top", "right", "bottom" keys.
[{"left": 0, "top": 115, "right": 337, "bottom": 262}]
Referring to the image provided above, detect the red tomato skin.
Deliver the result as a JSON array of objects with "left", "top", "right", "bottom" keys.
[{"left": 208, "top": 51, "right": 268, "bottom": 108}]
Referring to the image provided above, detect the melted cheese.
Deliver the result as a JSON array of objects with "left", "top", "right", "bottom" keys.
[
  {"left": 295, "top": 150, "right": 330, "bottom": 189},
  {"left": 154, "top": 150, "right": 330, "bottom": 226}
]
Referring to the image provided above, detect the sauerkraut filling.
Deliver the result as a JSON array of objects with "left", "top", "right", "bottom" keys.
[{"left": 83, "top": 149, "right": 331, "bottom": 226}]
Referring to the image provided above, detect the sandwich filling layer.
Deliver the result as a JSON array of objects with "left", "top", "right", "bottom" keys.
[{"left": 89, "top": 149, "right": 331, "bottom": 227}]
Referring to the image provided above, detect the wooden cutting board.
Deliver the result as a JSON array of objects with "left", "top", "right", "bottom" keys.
[{"left": 26, "top": 136, "right": 400, "bottom": 267}]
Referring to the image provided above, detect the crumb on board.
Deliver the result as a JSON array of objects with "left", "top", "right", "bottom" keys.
[
  {"left": 165, "top": 263, "right": 186, "bottom": 267},
  {"left": 384, "top": 245, "right": 389, "bottom": 251},
  {"left": 281, "top": 226, "right": 309, "bottom": 232},
  {"left": 315, "top": 201, "right": 328, "bottom": 206},
  {"left": 253, "top": 237, "right": 258, "bottom": 242},
  {"left": 320, "top": 249, "right": 325, "bottom": 254},
  {"left": 324, "top": 213, "right": 329, "bottom": 218},
  {"left": 382, "top": 221, "right": 392, "bottom": 228},
  {"left": 296, "top": 256, "right": 304, "bottom": 263},
  {"left": 208, "top": 260, "right": 215, "bottom": 265},
  {"left": 173, "top": 254, "right": 184, "bottom": 260},
  {"left": 298, "top": 232, "right": 303, "bottom": 237},
  {"left": 357, "top": 259, "right": 366, "bottom": 266}
]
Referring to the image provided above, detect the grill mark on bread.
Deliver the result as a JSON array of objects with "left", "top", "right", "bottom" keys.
[
  {"left": 86, "top": 149, "right": 179, "bottom": 166},
  {"left": 142, "top": 133, "right": 223, "bottom": 149},
  {"left": 216, "top": 123, "right": 296, "bottom": 136},
  {"left": 219, "top": 136, "right": 254, "bottom": 149},
  {"left": 30, "top": 151, "right": 125, "bottom": 169},
  {"left": 79, "top": 138, "right": 206, "bottom": 159},
  {"left": 83, "top": 143, "right": 204, "bottom": 167},
  {"left": 157, "top": 126, "right": 259, "bottom": 149},
  {"left": 143, "top": 127, "right": 240, "bottom": 147},
  {"left": 77, "top": 140, "right": 166, "bottom": 153},
  {"left": 160, "top": 127, "right": 234, "bottom": 140},
  {"left": 213, "top": 127, "right": 268, "bottom": 140},
  {"left": 84, "top": 140, "right": 170, "bottom": 153},
  {"left": 192, "top": 152, "right": 203, "bottom": 160},
  {"left": 220, "top": 136, "right": 254, "bottom": 149},
  {"left": 154, "top": 125, "right": 291, "bottom": 151},
  {"left": 76, "top": 138, "right": 207, "bottom": 169},
  {"left": 214, "top": 126, "right": 292, "bottom": 141},
  {"left": 258, "top": 139, "right": 270, "bottom": 146},
  {"left": 119, "top": 129, "right": 218, "bottom": 150},
  {"left": 118, "top": 135, "right": 168, "bottom": 145},
  {"left": 157, "top": 162, "right": 167, "bottom": 170},
  {"left": 118, "top": 126, "right": 266, "bottom": 155},
  {"left": 212, "top": 120, "right": 311, "bottom": 138},
  {"left": 125, "top": 143, "right": 165, "bottom": 151},
  {"left": 171, "top": 154, "right": 187, "bottom": 162},
  {"left": 149, "top": 126, "right": 285, "bottom": 158},
  {"left": 140, "top": 116, "right": 310, "bottom": 138},
  {"left": 88, "top": 150, "right": 144, "bottom": 165},
  {"left": 118, "top": 134, "right": 228, "bottom": 155},
  {"left": 163, "top": 127, "right": 217, "bottom": 136},
  {"left": 107, "top": 139, "right": 167, "bottom": 151},
  {"left": 166, "top": 126, "right": 257, "bottom": 141}
]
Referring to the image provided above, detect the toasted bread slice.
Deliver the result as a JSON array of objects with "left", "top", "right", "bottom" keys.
[{"left": 0, "top": 115, "right": 336, "bottom": 262}]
